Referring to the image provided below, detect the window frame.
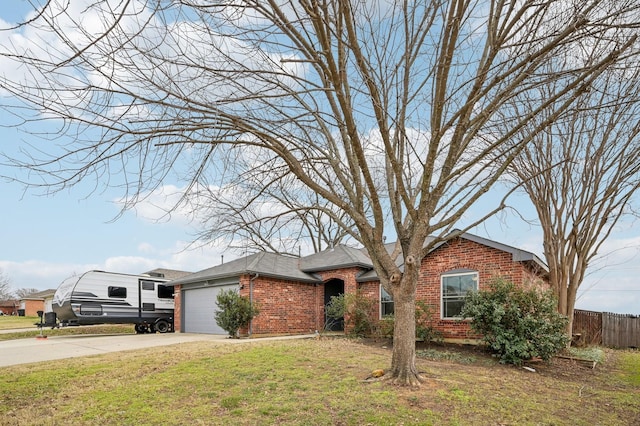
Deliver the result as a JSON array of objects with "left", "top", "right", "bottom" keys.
[
  {"left": 380, "top": 284, "right": 394, "bottom": 318},
  {"left": 108, "top": 286, "right": 127, "bottom": 298},
  {"left": 440, "top": 270, "right": 478, "bottom": 319},
  {"left": 140, "top": 280, "right": 155, "bottom": 291},
  {"left": 157, "top": 284, "right": 174, "bottom": 299}
]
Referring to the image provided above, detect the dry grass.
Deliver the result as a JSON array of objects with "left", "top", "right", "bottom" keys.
[
  {"left": 0, "top": 324, "right": 135, "bottom": 341},
  {"left": 0, "top": 315, "right": 41, "bottom": 330},
  {"left": 0, "top": 337, "right": 638, "bottom": 425}
]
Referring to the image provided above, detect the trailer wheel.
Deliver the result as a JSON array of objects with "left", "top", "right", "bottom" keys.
[
  {"left": 135, "top": 323, "right": 148, "bottom": 334},
  {"left": 155, "top": 319, "right": 170, "bottom": 333}
]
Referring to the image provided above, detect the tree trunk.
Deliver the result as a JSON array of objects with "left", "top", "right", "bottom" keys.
[
  {"left": 565, "top": 309, "right": 574, "bottom": 345},
  {"left": 388, "top": 280, "right": 424, "bottom": 386},
  {"left": 551, "top": 267, "right": 584, "bottom": 347}
]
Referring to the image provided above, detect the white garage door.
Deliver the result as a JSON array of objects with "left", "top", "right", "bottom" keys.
[{"left": 183, "top": 285, "right": 238, "bottom": 334}]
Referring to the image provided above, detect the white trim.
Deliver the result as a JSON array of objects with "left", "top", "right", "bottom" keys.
[{"left": 379, "top": 284, "right": 394, "bottom": 319}]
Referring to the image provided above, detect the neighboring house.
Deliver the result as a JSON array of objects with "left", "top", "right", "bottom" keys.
[
  {"left": 19, "top": 289, "right": 57, "bottom": 316},
  {"left": 0, "top": 299, "right": 19, "bottom": 315},
  {"left": 168, "top": 231, "right": 549, "bottom": 341}
]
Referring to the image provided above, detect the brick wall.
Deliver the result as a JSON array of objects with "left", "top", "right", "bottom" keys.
[
  {"left": 173, "top": 284, "right": 182, "bottom": 332},
  {"left": 242, "top": 275, "right": 323, "bottom": 335},
  {"left": 316, "top": 267, "right": 367, "bottom": 333},
  {"left": 358, "top": 281, "right": 380, "bottom": 305},
  {"left": 357, "top": 237, "right": 549, "bottom": 341},
  {"left": 315, "top": 267, "right": 362, "bottom": 296},
  {"left": 237, "top": 267, "right": 368, "bottom": 336},
  {"left": 22, "top": 299, "right": 45, "bottom": 317},
  {"left": 419, "top": 237, "right": 547, "bottom": 339}
]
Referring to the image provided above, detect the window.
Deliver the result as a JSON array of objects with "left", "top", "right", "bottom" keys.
[
  {"left": 140, "top": 280, "right": 155, "bottom": 291},
  {"left": 157, "top": 284, "right": 174, "bottom": 299},
  {"left": 441, "top": 271, "right": 478, "bottom": 319},
  {"left": 108, "top": 286, "right": 127, "bottom": 298},
  {"left": 380, "top": 286, "right": 394, "bottom": 317}
]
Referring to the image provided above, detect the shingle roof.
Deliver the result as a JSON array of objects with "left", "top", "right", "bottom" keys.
[
  {"left": 169, "top": 251, "right": 322, "bottom": 286},
  {"left": 20, "top": 289, "right": 56, "bottom": 300},
  {"left": 356, "top": 231, "right": 547, "bottom": 282},
  {"left": 299, "top": 245, "right": 373, "bottom": 272},
  {"left": 170, "top": 231, "right": 547, "bottom": 286},
  {"left": 447, "top": 232, "right": 548, "bottom": 272}
]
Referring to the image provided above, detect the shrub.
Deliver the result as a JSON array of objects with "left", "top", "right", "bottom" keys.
[
  {"left": 378, "top": 315, "right": 395, "bottom": 338},
  {"left": 324, "top": 293, "right": 378, "bottom": 337},
  {"left": 378, "top": 301, "right": 442, "bottom": 342},
  {"left": 324, "top": 294, "right": 346, "bottom": 332},
  {"left": 415, "top": 300, "right": 442, "bottom": 343},
  {"left": 344, "top": 293, "right": 378, "bottom": 337},
  {"left": 214, "top": 289, "right": 259, "bottom": 338},
  {"left": 326, "top": 293, "right": 442, "bottom": 342},
  {"left": 460, "top": 278, "right": 569, "bottom": 365}
]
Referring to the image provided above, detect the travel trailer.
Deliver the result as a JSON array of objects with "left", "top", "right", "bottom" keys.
[{"left": 53, "top": 270, "right": 175, "bottom": 333}]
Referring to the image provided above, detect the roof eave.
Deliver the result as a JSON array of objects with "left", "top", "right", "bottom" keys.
[
  {"left": 170, "top": 270, "right": 322, "bottom": 286},
  {"left": 300, "top": 262, "right": 372, "bottom": 274}
]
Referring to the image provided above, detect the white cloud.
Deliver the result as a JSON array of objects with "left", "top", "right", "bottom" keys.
[
  {"left": 577, "top": 273, "right": 640, "bottom": 315},
  {"left": 592, "top": 234, "right": 640, "bottom": 269},
  {"left": 0, "top": 238, "right": 234, "bottom": 293},
  {"left": 115, "top": 184, "right": 197, "bottom": 225},
  {"left": 137, "top": 242, "right": 155, "bottom": 254},
  {"left": 0, "top": 259, "right": 99, "bottom": 291},
  {"left": 102, "top": 256, "right": 158, "bottom": 275}
]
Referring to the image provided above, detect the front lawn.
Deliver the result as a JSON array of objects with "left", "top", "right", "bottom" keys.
[
  {"left": 1, "top": 338, "right": 638, "bottom": 425},
  {"left": 0, "top": 315, "right": 41, "bottom": 330},
  {"left": 0, "top": 324, "right": 135, "bottom": 341}
]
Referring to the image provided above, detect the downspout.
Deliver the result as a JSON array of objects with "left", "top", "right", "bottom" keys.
[{"left": 249, "top": 273, "right": 259, "bottom": 336}]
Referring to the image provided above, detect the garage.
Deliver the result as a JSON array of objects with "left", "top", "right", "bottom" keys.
[{"left": 182, "top": 284, "right": 238, "bottom": 334}]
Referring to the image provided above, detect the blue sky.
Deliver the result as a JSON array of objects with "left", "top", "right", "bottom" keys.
[{"left": 0, "top": 2, "right": 639, "bottom": 314}]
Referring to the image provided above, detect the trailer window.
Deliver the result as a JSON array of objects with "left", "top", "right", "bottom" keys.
[
  {"left": 108, "top": 286, "right": 127, "bottom": 298},
  {"left": 140, "top": 280, "right": 155, "bottom": 291},
  {"left": 157, "top": 285, "right": 174, "bottom": 299}
]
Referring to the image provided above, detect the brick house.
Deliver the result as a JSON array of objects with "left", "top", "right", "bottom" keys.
[
  {"left": 19, "top": 289, "right": 57, "bottom": 316},
  {"left": 0, "top": 299, "right": 19, "bottom": 315},
  {"left": 169, "top": 231, "right": 549, "bottom": 340}
]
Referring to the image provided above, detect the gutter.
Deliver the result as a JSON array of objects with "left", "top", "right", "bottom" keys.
[{"left": 249, "top": 273, "right": 259, "bottom": 336}]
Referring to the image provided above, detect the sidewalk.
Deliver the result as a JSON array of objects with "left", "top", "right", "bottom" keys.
[{"left": 0, "top": 327, "right": 46, "bottom": 334}]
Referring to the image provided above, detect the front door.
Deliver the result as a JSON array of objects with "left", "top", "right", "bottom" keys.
[{"left": 324, "top": 279, "right": 344, "bottom": 331}]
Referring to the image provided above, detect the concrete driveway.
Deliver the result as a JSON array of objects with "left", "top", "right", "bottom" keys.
[{"left": 0, "top": 332, "right": 314, "bottom": 368}]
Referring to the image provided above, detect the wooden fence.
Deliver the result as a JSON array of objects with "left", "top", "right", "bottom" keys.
[
  {"left": 573, "top": 309, "right": 640, "bottom": 348},
  {"left": 573, "top": 310, "right": 602, "bottom": 346}
]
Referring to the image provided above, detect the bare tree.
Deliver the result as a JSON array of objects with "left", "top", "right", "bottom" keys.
[
  {"left": 0, "top": 269, "right": 12, "bottom": 301},
  {"left": 13, "top": 288, "right": 40, "bottom": 299},
  {"left": 509, "top": 61, "right": 640, "bottom": 338},
  {"left": 189, "top": 174, "right": 355, "bottom": 256},
  {"left": 1, "top": 0, "right": 638, "bottom": 385}
]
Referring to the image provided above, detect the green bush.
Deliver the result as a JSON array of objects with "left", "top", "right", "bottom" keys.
[
  {"left": 460, "top": 278, "right": 569, "bottom": 365},
  {"left": 325, "top": 293, "right": 441, "bottom": 342},
  {"left": 214, "top": 289, "right": 259, "bottom": 338},
  {"left": 324, "top": 294, "right": 346, "bottom": 332},
  {"left": 324, "top": 293, "right": 378, "bottom": 337}
]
